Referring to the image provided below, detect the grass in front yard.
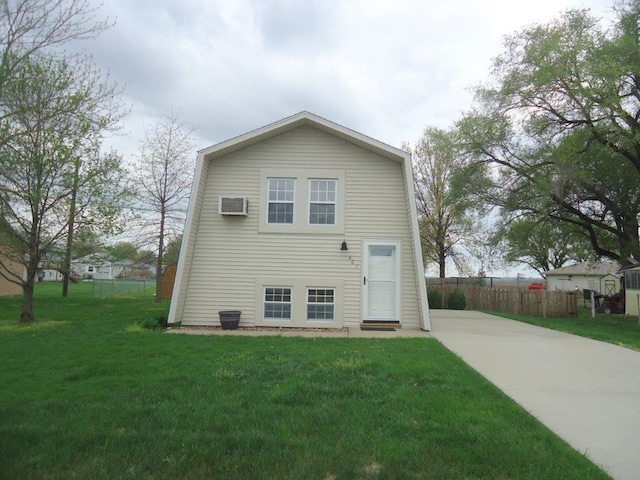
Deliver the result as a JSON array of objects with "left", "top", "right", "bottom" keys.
[
  {"left": 492, "top": 306, "right": 640, "bottom": 351},
  {"left": 0, "top": 283, "right": 611, "bottom": 479}
]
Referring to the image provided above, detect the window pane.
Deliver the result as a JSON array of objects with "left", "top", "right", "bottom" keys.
[
  {"left": 268, "top": 178, "right": 295, "bottom": 224},
  {"left": 308, "top": 289, "right": 333, "bottom": 302},
  {"left": 371, "top": 246, "right": 393, "bottom": 256},
  {"left": 264, "top": 287, "right": 292, "bottom": 320},
  {"left": 268, "top": 203, "right": 294, "bottom": 224},
  {"left": 307, "top": 288, "right": 335, "bottom": 321},
  {"left": 307, "top": 304, "right": 334, "bottom": 320},
  {"left": 309, "top": 204, "right": 335, "bottom": 225},
  {"left": 309, "top": 179, "right": 336, "bottom": 225}
]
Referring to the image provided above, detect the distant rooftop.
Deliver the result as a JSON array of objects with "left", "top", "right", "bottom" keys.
[{"left": 545, "top": 261, "right": 620, "bottom": 277}]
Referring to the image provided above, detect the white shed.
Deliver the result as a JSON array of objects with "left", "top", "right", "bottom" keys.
[{"left": 545, "top": 262, "right": 620, "bottom": 293}]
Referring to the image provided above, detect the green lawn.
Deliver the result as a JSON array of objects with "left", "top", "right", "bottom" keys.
[
  {"left": 0, "top": 283, "right": 611, "bottom": 479},
  {"left": 492, "top": 306, "right": 640, "bottom": 351}
]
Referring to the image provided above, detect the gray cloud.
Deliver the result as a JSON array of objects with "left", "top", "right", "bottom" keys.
[{"left": 71, "top": 0, "right": 616, "bottom": 157}]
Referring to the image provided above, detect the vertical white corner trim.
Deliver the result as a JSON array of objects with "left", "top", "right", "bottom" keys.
[
  {"left": 167, "top": 151, "right": 206, "bottom": 324},
  {"left": 403, "top": 154, "right": 431, "bottom": 331}
]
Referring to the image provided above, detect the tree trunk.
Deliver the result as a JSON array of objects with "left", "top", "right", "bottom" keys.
[
  {"left": 62, "top": 159, "right": 80, "bottom": 297},
  {"left": 154, "top": 208, "right": 165, "bottom": 303},
  {"left": 20, "top": 261, "right": 38, "bottom": 323},
  {"left": 438, "top": 247, "right": 446, "bottom": 279},
  {"left": 619, "top": 217, "right": 640, "bottom": 264}
]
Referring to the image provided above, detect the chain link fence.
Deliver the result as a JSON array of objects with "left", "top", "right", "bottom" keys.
[{"left": 92, "top": 279, "right": 153, "bottom": 298}]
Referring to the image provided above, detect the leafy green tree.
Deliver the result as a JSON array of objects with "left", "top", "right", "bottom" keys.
[
  {"left": 0, "top": 55, "right": 123, "bottom": 322},
  {"left": 70, "top": 227, "right": 103, "bottom": 259},
  {"left": 457, "top": 4, "right": 640, "bottom": 264},
  {"left": 163, "top": 234, "right": 182, "bottom": 266},
  {"left": 135, "top": 249, "right": 157, "bottom": 265},
  {"left": 496, "top": 216, "right": 599, "bottom": 276},
  {"left": 106, "top": 242, "right": 138, "bottom": 262},
  {"left": 0, "top": 0, "right": 110, "bottom": 100},
  {"left": 407, "top": 127, "right": 476, "bottom": 278},
  {"left": 464, "top": 218, "right": 505, "bottom": 278},
  {"left": 0, "top": 0, "right": 119, "bottom": 321},
  {"left": 60, "top": 147, "right": 131, "bottom": 297}
]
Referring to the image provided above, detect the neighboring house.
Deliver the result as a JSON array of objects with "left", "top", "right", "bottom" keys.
[
  {"left": 545, "top": 261, "right": 621, "bottom": 292},
  {"left": 71, "top": 252, "right": 133, "bottom": 280},
  {"left": 0, "top": 253, "right": 22, "bottom": 297},
  {"left": 38, "top": 269, "right": 64, "bottom": 282},
  {"left": 623, "top": 264, "right": 640, "bottom": 317},
  {"left": 169, "top": 111, "right": 430, "bottom": 330}
]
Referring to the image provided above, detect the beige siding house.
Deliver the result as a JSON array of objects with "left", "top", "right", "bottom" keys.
[
  {"left": 0, "top": 254, "right": 23, "bottom": 297},
  {"left": 169, "top": 112, "right": 431, "bottom": 330}
]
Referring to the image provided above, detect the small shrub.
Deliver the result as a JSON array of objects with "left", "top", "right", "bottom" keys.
[
  {"left": 428, "top": 290, "right": 443, "bottom": 309},
  {"left": 139, "top": 316, "right": 168, "bottom": 330},
  {"left": 447, "top": 289, "right": 467, "bottom": 310}
]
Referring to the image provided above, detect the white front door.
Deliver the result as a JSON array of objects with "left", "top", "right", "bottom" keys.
[{"left": 363, "top": 240, "right": 401, "bottom": 321}]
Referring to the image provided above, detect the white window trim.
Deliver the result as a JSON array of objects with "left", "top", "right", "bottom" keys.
[
  {"left": 263, "top": 286, "right": 292, "bottom": 321},
  {"left": 266, "top": 178, "right": 296, "bottom": 225},
  {"left": 306, "top": 287, "right": 336, "bottom": 321},
  {"left": 255, "top": 278, "right": 343, "bottom": 327},
  {"left": 258, "top": 169, "right": 345, "bottom": 234},
  {"left": 308, "top": 179, "right": 337, "bottom": 226}
]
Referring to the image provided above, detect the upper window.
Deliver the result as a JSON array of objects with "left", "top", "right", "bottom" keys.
[
  {"left": 267, "top": 178, "right": 295, "bottom": 224},
  {"left": 308, "top": 179, "right": 336, "bottom": 225},
  {"left": 259, "top": 169, "right": 344, "bottom": 234}
]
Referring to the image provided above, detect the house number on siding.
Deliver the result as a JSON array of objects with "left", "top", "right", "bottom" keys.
[{"left": 348, "top": 255, "right": 359, "bottom": 269}]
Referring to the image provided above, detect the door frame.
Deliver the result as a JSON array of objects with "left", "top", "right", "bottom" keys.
[{"left": 362, "top": 239, "right": 401, "bottom": 321}]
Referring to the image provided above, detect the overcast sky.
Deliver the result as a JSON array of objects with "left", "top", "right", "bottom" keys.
[
  {"left": 76, "top": 0, "right": 616, "bottom": 276},
  {"left": 80, "top": 0, "right": 616, "bottom": 159}
]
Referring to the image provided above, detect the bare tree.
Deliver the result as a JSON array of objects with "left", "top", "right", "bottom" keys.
[{"left": 135, "top": 110, "right": 195, "bottom": 303}]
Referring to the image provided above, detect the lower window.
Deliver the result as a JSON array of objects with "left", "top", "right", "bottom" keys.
[
  {"left": 264, "top": 287, "right": 292, "bottom": 320},
  {"left": 307, "top": 288, "right": 335, "bottom": 321}
]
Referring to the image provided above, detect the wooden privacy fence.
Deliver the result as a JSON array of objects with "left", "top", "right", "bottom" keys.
[
  {"left": 160, "top": 264, "right": 177, "bottom": 299},
  {"left": 429, "top": 286, "right": 579, "bottom": 317}
]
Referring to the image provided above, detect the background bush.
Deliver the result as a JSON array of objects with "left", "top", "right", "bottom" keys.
[
  {"left": 447, "top": 289, "right": 467, "bottom": 310},
  {"left": 428, "top": 290, "right": 443, "bottom": 309},
  {"left": 139, "top": 316, "right": 168, "bottom": 330}
]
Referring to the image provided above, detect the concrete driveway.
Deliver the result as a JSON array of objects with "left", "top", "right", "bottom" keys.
[{"left": 430, "top": 310, "right": 640, "bottom": 480}]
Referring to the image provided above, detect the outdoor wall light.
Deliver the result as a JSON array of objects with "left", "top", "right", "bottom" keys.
[{"left": 341, "top": 240, "right": 348, "bottom": 251}]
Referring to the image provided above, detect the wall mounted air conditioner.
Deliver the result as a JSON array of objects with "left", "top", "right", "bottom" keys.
[{"left": 218, "top": 197, "right": 249, "bottom": 216}]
